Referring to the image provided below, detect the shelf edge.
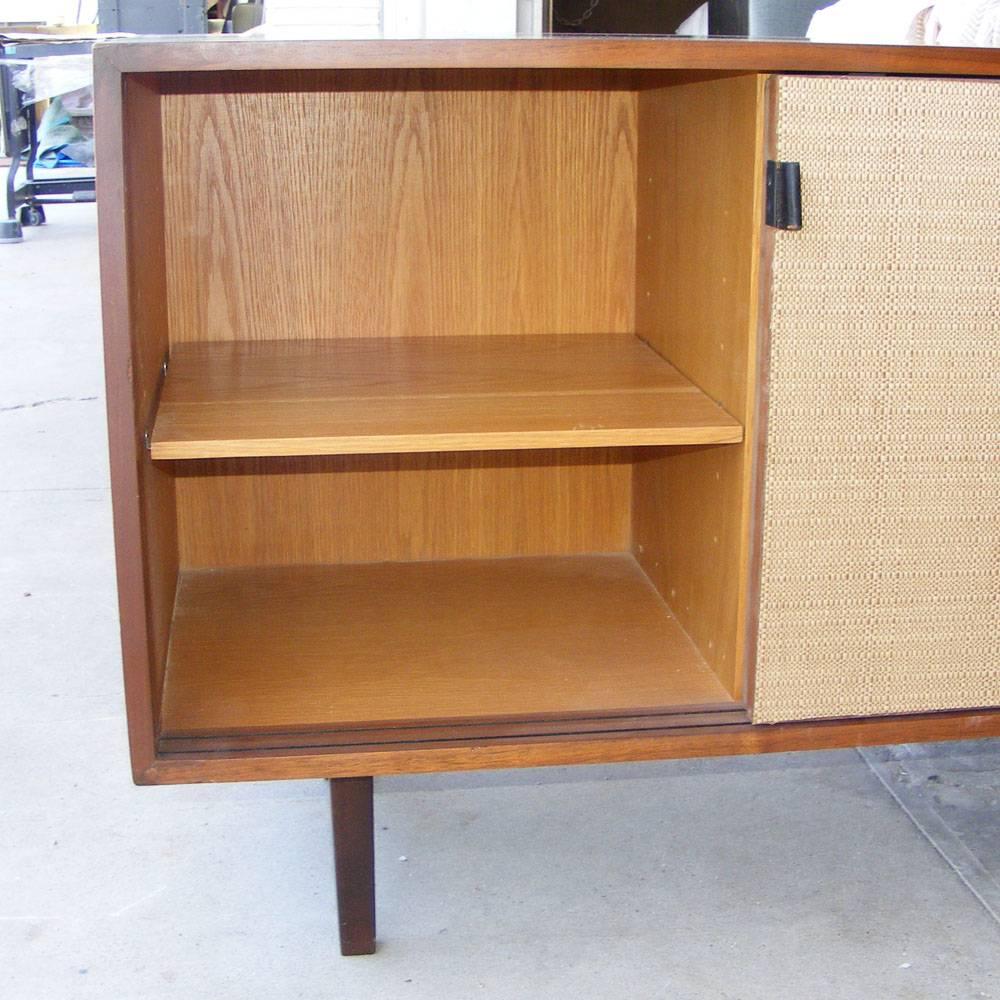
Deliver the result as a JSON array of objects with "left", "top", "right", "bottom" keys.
[{"left": 151, "top": 425, "right": 744, "bottom": 460}]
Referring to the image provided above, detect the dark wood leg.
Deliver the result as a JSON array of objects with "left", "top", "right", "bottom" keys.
[{"left": 330, "top": 777, "right": 376, "bottom": 956}]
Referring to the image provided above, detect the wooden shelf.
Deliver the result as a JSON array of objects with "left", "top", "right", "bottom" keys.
[
  {"left": 150, "top": 335, "right": 742, "bottom": 460},
  {"left": 159, "top": 554, "right": 736, "bottom": 740}
]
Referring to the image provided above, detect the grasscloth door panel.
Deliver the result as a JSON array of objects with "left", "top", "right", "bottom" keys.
[{"left": 753, "top": 76, "right": 1000, "bottom": 724}]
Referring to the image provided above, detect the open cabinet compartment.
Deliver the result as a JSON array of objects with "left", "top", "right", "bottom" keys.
[{"left": 115, "top": 66, "right": 765, "bottom": 759}]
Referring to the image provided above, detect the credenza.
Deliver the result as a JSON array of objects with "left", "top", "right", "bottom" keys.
[{"left": 95, "top": 36, "right": 1000, "bottom": 954}]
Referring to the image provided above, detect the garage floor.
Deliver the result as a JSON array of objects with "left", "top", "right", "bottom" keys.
[{"left": 2, "top": 205, "right": 998, "bottom": 1000}]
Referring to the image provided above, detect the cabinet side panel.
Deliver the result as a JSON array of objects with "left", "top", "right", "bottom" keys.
[
  {"left": 754, "top": 76, "right": 1000, "bottom": 723},
  {"left": 160, "top": 70, "right": 636, "bottom": 342},
  {"left": 633, "top": 74, "right": 766, "bottom": 699},
  {"left": 98, "top": 71, "right": 178, "bottom": 770},
  {"left": 130, "top": 83, "right": 178, "bottom": 720},
  {"left": 175, "top": 450, "right": 632, "bottom": 568}
]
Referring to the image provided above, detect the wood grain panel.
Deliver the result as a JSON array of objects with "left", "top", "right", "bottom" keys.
[
  {"left": 152, "top": 335, "right": 742, "bottom": 458},
  {"left": 161, "top": 73, "right": 636, "bottom": 343},
  {"left": 175, "top": 449, "right": 631, "bottom": 567},
  {"left": 99, "top": 73, "right": 179, "bottom": 743},
  {"left": 159, "top": 554, "right": 735, "bottom": 735},
  {"left": 633, "top": 444, "right": 746, "bottom": 693},
  {"left": 126, "top": 80, "right": 179, "bottom": 723},
  {"left": 632, "top": 73, "right": 766, "bottom": 699},
  {"left": 98, "top": 65, "right": 158, "bottom": 778}
]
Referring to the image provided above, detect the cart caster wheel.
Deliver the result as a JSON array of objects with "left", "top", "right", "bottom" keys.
[
  {"left": 19, "top": 204, "right": 46, "bottom": 227},
  {"left": 0, "top": 218, "right": 23, "bottom": 243}
]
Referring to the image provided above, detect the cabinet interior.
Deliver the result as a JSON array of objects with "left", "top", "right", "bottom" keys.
[{"left": 122, "top": 67, "right": 765, "bottom": 753}]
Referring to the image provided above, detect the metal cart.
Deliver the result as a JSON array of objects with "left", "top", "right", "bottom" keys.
[{"left": 1, "top": 38, "right": 96, "bottom": 243}]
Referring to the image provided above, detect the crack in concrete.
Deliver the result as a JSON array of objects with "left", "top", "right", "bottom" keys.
[
  {"left": 0, "top": 395, "right": 98, "bottom": 412},
  {"left": 858, "top": 746, "right": 1000, "bottom": 926}
]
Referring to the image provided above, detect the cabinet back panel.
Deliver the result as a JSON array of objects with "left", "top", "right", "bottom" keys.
[
  {"left": 175, "top": 449, "right": 632, "bottom": 568},
  {"left": 160, "top": 71, "right": 637, "bottom": 343}
]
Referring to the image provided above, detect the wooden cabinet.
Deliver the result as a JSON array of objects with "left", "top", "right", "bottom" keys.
[{"left": 95, "top": 38, "right": 1000, "bottom": 955}]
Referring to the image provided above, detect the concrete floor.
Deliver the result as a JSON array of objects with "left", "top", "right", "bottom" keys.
[{"left": 2, "top": 204, "right": 998, "bottom": 1000}]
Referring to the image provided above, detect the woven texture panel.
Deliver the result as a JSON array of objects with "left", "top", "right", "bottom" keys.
[{"left": 754, "top": 76, "right": 1000, "bottom": 724}]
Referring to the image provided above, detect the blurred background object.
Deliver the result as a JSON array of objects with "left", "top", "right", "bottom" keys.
[
  {"left": 229, "top": 0, "right": 264, "bottom": 32},
  {"left": 0, "top": 32, "right": 96, "bottom": 242},
  {"left": 96, "top": 0, "right": 205, "bottom": 33},
  {"left": 550, "top": 0, "right": 1000, "bottom": 41},
  {"left": 4, "top": 0, "right": 997, "bottom": 42},
  {"left": 807, "top": 0, "right": 1000, "bottom": 44},
  {"left": 551, "top": 0, "right": 827, "bottom": 36}
]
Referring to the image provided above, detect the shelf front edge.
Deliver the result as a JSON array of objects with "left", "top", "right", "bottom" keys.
[{"left": 151, "top": 423, "right": 743, "bottom": 460}]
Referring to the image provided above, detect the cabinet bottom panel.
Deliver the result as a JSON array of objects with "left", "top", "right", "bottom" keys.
[{"left": 158, "top": 553, "right": 739, "bottom": 748}]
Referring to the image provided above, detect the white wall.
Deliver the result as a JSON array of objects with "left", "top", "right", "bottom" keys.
[
  {"left": 263, "top": 0, "right": 381, "bottom": 33},
  {"left": 264, "top": 0, "right": 521, "bottom": 38},
  {"left": 0, "top": 0, "right": 535, "bottom": 37},
  {"left": 385, "top": 0, "right": 523, "bottom": 38},
  {"left": 422, "top": 0, "right": 516, "bottom": 37}
]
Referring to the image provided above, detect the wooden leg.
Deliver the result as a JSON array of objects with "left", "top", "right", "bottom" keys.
[{"left": 330, "top": 777, "right": 376, "bottom": 956}]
